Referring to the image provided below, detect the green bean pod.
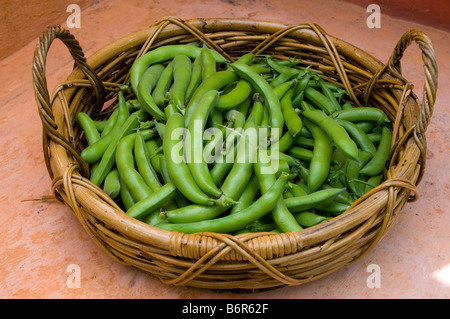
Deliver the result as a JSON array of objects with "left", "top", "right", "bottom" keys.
[
  {"left": 280, "top": 87, "right": 303, "bottom": 137},
  {"left": 302, "top": 109, "right": 359, "bottom": 161},
  {"left": 367, "top": 132, "right": 382, "bottom": 143},
  {"left": 158, "top": 155, "right": 171, "bottom": 184},
  {"left": 277, "top": 131, "right": 295, "bottom": 153},
  {"left": 216, "top": 79, "right": 253, "bottom": 110},
  {"left": 100, "top": 108, "right": 119, "bottom": 137},
  {"left": 287, "top": 182, "right": 308, "bottom": 197},
  {"left": 137, "top": 63, "right": 166, "bottom": 121},
  {"left": 307, "top": 79, "right": 344, "bottom": 92},
  {"left": 103, "top": 168, "right": 121, "bottom": 199},
  {"left": 336, "top": 119, "right": 377, "bottom": 154},
  {"left": 158, "top": 172, "right": 290, "bottom": 234},
  {"left": 144, "top": 139, "right": 163, "bottom": 174},
  {"left": 116, "top": 132, "right": 153, "bottom": 202},
  {"left": 163, "top": 112, "right": 216, "bottom": 206},
  {"left": 230, "top": 62, "right": 284, "bottom": 132},
  {"left": 152, "top": 61, "right": 174, "bottom": 107},
  {"left": 171, "top": 55, "right": 192, "bottom": 109},
  {"left": 251, "top": 65, "right": 272, "bottom": 75},
  {"left": 342, "top": 101, "right": 353, "bottom": 110},
  {"left": 127, "top": 99, "right": 142, "bottom": 112},
  {"left": 360, "top": 126, "right": 392, "bottom": 176},
  {"left": 201, "top": 46, "right": 217, "bottom": 81},
  {"left": 285, "top": 190, "right": 295, "bottom": 200},
  {"left": 288, "top": 146, "right": 313, "bottom": 162},
  {"left": 320, "top": 79, "right": 341, "bottom": 112},
  {"left": 247, "top": 222, "right": 278, "bottom": 233},
  {"left": 157, "top": 155, "right": 189, "bottom": 210},
  {"left": 134, "top": 130, "right": 162, "bottom": 192},
  {"left": 92, "top": 119, "right": 107, "bottom": 133},
  {"left": 317, "top": 201, "right": 350, "bottom": 215},
  {"left": 355, "top": 121, "right": 377, "bottom": 133},
  {"left": 77, "top": 112, "right": 101, "bottom": 145},
  {"left": 299, "top": 100, "right": 314, "bottom": 111},
  {"left": 245, "top": 96, "right": 264, "bottom": 127},
  {"left": 164, "top": 103, "right": 180, "bottom": 119},
  {"left": 304, "top": 86, "right": 336, "bottom": 114},
  {"left": 284, "top": 188, "right": 346, "bottom": 213},
  {"left": 275, "top": 160, "right": 290, "bottom": 177},
  {"left": 154, "top": 121, "right": 166, "bottom": 140},
  {"left": 305, "top": 119, "right": 333, "bottom": 191},
  {"left": 119, "top": 174, "right": 136, "bottom": 211},
  {"left": 144, "top": 210, "right": 167, "bottom": 226},
  {"left": 273, "top": 79, "right": 296, "bottom": 100},
  {"left": 186, "top": 90, "right": 223, "bottom": 198},
  {"left": 294, "top": 136, "right": 314, "bottom": 149},
  {"left": 210, "top": 139, "right": 236, "bottom": 186},
  {"left": 260, "top": 103, "right": 270, "bottom": 127},
  {"left": 230, "top": 173, "right": 260, "bottom": 214},
  {"left": 276, "top": 152, "right": 300, "bottom": 167},
  {"left": 320, "top": 182, "right": 355, "bottom": 205},
  {"left": 291, "top": 92, "right": 304, "bottom": 112},
  {"left": 266, "top": 57, "right": 297, "bottom": 74},
  {"left": 184, "top": 54, "right": 203, "bottom": 103},
  {"left": 270, "top": 68, "right": 299, "bottom": 88},
  {"left": 236, "top": 53, "right": 255, "bottom": 65},
  {"left": 293, "top": 71, "right": 312, "bottom": 100},
  {"left": 333, "top": 107, "right": 390, "bottom": 123},
  {"left": 254, "top": 149, "right": 302, "bottom": 232},
  {"left": 158, "top": 155, "right": 189, "bottom": 210},
  {"left": 294, "top": 211, "right": 327, "bottom": 227},
  {"left": 298, "top": 164, "right": 310, "bottom": 182},
  {"left": 331, "top": 147, "right": 348, "bottom": 171},
  {"left": 126, "top": 182, "right": 178, "bottom": 219}
]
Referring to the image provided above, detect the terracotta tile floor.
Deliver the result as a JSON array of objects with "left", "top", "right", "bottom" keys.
[{"left": 1, "top": 0, "right": 449, "bottom": 299}]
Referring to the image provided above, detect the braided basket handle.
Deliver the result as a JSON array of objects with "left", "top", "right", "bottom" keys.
[
  {"left": 32, "top": 25, "right": 105, "bottom": 177},
  {"left": 33, "top": 25, "right": 105, "bottom": 127},
  {"left": 388, "top": 29, "right": 438, "bottom": 133}
]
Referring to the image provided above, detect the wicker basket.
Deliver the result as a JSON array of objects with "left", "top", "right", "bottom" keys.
[{"left": 32, "top": 17, "right": 437, "bottom": 290}]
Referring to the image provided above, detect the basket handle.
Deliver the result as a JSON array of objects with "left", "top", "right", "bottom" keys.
[
  {"left": 32, "top": 25, "right": 105, "bottom": 177},
  {"left": 391, "top": 30, "right": 438, "bottom": 133},
  {"left": 366, "top": 29, "right": 438, "bottom": 133}
]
